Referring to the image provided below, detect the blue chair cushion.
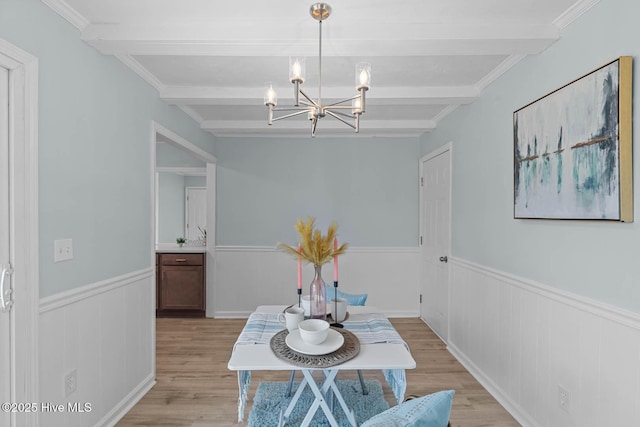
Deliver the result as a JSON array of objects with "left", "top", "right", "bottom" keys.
[
  {"left": 360, "top": 390, "right": 455, "bottom": 427},
  {"left": 325, "top": 288, "right": 368, "bottom": 306}
]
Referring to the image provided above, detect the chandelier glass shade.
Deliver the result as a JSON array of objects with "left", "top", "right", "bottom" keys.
[{"left": 264, "top": 3, "right": 371, "bottom": 137}]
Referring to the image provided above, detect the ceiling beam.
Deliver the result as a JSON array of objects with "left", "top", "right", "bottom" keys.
[
  {"left": 82, "top": 22, "right": 559, "bottom": 56},
  {"left": 160, "top": 86, "right": 480, "bottom": 106},
  {"left": 200, "top": 119, "right": 436, "bottom": 131},
  {"left": 88, "top": 38, "right": 558, "bottom": 57}
]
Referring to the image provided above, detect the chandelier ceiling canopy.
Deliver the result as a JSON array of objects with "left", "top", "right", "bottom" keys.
[{"left": 264, "top": 3, "right": 371, "bottom": 137}]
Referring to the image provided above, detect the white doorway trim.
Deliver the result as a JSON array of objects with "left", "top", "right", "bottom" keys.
[
  {"left": 0, "top": 39, "right": 39, "bottom": 426},
  {"left": 156, "top": 166, "right": 206, "bottom": 176},
  {"left": 419, "top": 142, "right": 452, "bottom": 343},
  {"left": 150, "top": 121, "right": 217, "bottom": 322},
  {"left": 151, "top": 121, "right": 216, "bottom": 258}
]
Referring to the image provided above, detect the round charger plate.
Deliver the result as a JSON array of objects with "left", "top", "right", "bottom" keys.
[
  {"left": 270, "top": 328, "right": 360, "bottom": 368},
  {"left": 285, "top": 328, "right": 344, "bottom": 355}
]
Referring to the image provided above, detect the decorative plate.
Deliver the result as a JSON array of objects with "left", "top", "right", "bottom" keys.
[{"left": 285, "top": 328, "right": 344, "bottom": 355}]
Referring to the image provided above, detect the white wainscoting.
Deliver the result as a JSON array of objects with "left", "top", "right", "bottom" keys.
[
  {"left": 39, "top": 268, "right": 155, "bottom": 427},
  {"left": 448, "top": 257, "right": 640, "bottom": 427},
  {"left": 213, "top": 246, "right": 420, "bottom": 318}
]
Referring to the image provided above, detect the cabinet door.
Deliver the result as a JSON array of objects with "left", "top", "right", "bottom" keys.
[{"left": 160, "top": 266, "right": 204, "bottom": 310}]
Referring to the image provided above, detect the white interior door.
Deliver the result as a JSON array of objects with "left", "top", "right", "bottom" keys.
[
  {"left": 0, "top": 65, "right": 12, "bottom": 427},
  {"left": 186, "top": 187, "right": 207, "bottom": 241},
  {"left": 420, "top": 146, "right": 451, "bottom": 342}
]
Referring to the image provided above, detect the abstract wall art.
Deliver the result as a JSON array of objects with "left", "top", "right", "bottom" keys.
[{"left": 513, "top": 57, "right": 633, "bottom": 221}]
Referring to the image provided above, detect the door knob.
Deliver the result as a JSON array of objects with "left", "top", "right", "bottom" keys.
[{"left": 439, "top": 256, "right": 448, "bottom": 263}]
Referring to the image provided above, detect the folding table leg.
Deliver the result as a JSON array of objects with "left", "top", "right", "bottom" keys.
[
  {"left": 299, "top": 369, "right": 340, "bottom": 427},
  {"left": 282, "top": 372, "right": 309, "bottom": 422},
  {"left": 357, "top": 370, "right": 369, "bottom": 395},
  {"left": 286, "top": 370, "right": 296, "bottom": 396},
  {"left": 323, "top": 370, "right": 334, "bottom": 413},
  {"left": 281, "top": 369, "right": 357, "bottom": 427},
  {"left": 325, "top": 371, "right": 357, "bottom": 427}
]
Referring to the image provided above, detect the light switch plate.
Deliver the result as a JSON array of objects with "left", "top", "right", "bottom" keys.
[{"left": 54, "top": 238, "right": 73, "bottom": 262}]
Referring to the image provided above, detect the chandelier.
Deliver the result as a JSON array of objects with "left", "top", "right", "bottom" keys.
[{"left": 264, "top": 3, "right": 371, "bottom": 137}]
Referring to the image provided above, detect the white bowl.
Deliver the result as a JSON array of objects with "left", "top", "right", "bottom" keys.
[
  {"left": 301, "top": 295, "right": 311, "bottom": 316},
  {"left": 297, "top": 319, "right": 330, "bottom": 345}
]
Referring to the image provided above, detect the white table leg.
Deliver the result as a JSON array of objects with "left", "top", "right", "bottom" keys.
[
  {"left": 280, "top": 369, "right": 358, "bottom": 427},
  {"left": 282, "top": 372, "right": 309, "bottom": 421},
  {"left": 325, "top": 372, "right": 357, "bottom": 427},
  {"left": 299, "top": 369, "right": 340, "bottom": 427}
]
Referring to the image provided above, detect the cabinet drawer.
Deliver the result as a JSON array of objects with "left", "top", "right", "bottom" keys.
[{"left": 160, "top": 253, "right": 204, "bottom": 266}]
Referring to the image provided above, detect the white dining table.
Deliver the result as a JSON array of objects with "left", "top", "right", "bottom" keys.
[{"left": 227, "top": 305, "right": 416, "bottom": 426}]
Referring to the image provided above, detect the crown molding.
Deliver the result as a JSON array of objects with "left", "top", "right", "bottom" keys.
[
  {"left": 553, "top": 0, "right": 601, "bottom": 30},
  {"left": 114, "top": 54, "right": 165, "bottom": 92},
  {"left": 475, "top": 54, "right": 527, "bottom": 91},
  {"left": 41, "top": 0, "right": 89, "bottom": 30}
]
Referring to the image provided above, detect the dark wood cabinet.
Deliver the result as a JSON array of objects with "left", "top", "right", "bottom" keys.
[{"left": 156, "top": 252, "right": 205, "bottom": 317}]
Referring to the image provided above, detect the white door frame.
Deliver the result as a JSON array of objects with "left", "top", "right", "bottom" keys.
[
  {"left": 0, "top": 40, "right": 39, "bottom": 426},
  {"left": 150, "top": 122, "right": 217, "bottom": 333},
  {"left": 419, "top": 142, "right": 452, "bottom": 342}
]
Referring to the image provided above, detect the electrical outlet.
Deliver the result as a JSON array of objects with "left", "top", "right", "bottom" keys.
[
  {"left": 558, "top": 385, "right": 570, "bottom": 412},
  {"left": 64, "top": 369, "right": 77, "bottom": 397},
  {"left": 54, "top": 238, "right": 74, "bottom": 262}
]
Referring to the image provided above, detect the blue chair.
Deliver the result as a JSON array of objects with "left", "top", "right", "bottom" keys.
[
  {"left": 285, "top": 289, "right": 369, "bottom": 397},
  {"left": 361, "top": 390, "right": 455, "bottom": 427},
  {"left": 329, "top": 288, "right": 368, "bottom": 306}
]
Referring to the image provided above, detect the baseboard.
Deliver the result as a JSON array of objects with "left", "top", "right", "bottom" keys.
[
  {"left": 97, "top": 374, "right": 156, "bottom": 427},
  {"left": 447, "top": 343, "right": 540, "bottom": 427}
]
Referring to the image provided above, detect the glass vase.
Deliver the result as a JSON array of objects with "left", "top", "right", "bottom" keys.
[{"left": 309, "top": 264, "right": 327, "bottom": 319}]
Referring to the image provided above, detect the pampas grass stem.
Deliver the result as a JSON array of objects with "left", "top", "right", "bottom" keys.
[{"left": 278, "top": 217, "right": 347, "bottom": 266}]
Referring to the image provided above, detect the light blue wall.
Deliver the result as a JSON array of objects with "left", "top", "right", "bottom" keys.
[
  {"left": 215, "top": 137, "right": 420, "bottom": 247},
  {"left": 421, "top": 0, "right": 640, "bottom": 313},
  {"left": 157, "top": 173, "right": 185, "bottom": 243},
  {"left": 0, "top": 0, "right": 216, "bottom": 297},
  {"left": 185, "top": 176, "right": 206, "bottom": 187},
  {"left": 156, "top": 143, "right": 207, "bottom": 167}
]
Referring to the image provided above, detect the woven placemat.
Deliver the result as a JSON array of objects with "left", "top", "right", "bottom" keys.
[{"left": 270, "top": 327, "right": 360, "bottom": 368}]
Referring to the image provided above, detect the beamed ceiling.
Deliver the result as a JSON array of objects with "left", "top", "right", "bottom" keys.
[{"left": 43, "top": 0, "right": 599, "bottom": 138}]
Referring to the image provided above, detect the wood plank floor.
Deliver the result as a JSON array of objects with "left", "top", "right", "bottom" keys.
[{"left": 117, "top": 317, "right": 520, "bottom": 426}]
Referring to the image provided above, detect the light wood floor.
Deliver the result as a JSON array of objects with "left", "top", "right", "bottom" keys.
[{"left": 117, "top": 317, "right": 520, "bottom": 426}]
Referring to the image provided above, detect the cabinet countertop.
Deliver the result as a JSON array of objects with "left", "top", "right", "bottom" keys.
[{"left": 155, "top": 245, "right": 207, "bottom": 254}]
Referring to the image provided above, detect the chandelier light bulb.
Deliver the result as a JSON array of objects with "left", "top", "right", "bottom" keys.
[
  {"left": 289, "top": 57, "right": 305, "bottom": 83},
  {"left": 359, "top": 70, "right": 368, "bottom": 85},
  {"left": 264, "top": 82, "right": 277, "bottom": 106},
  {"left": 356, "top": 62, "right": 371, "bottom": 89}
]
